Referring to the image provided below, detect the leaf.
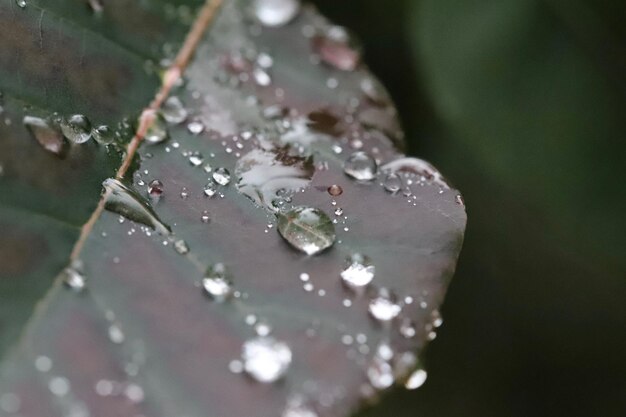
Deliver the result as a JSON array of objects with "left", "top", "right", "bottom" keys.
[{"left": 0, "top": 1, "right": 466, "bottom": 416}]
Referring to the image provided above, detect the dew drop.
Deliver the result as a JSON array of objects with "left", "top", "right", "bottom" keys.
[
  {"left": 405, "top": 368, "right": 428, "bottom": 390},
  {"left": 367, "top": 355, "right": 394, "bottom": 390},
  {"left": 343, "top": 151, "right": 377, "bottom": 181},
  {"left": 23, "top": 115, "right": 67, "bottom": 156},
  {"left": 327, "top": 184, "right": 343, "bottom": 196},
  {"left": 188, "top": 151, "right": 204, "bottom": 167},
  {"left": 147, "top": 179, "right": 164, "bottom": 201},
  {"left": 145, "top": 114, "right": 169, "bottom": 144},
  {"left": 204, "top": 181, "right": 218, "bottom": 197},
  {"left": 368, "top": 288, "right": 401, "bottom": 321},
  {"left": 212, "top": 167, "right": 231, "bottom": 186},
  {"left": 61, "top": 260, "right": 86, "bottom": 292},
  {"left": 282, "top": 398, "right": 318, "bottom": 417},
  {"left": 383, "top": 173, "right": 402, "bottom": 193},
  {"left": 242, "top": 336, "right": 292, "bottom": 383},
  {"left": 201, "top": 210, "right": 211, "bottom": 223},
  {"left": 340, "top": 253, "right": 375, "bottom": 289},
  {"left": 251, "top": 0, "right": 300, "bottom": 27},
  {"left": 253, "top": 67, "right": 272, "bottom": 87},
  {"left": 202, "top": 263, "right": 233, "bottom": 302},
  {"left": 174, "top": 239, "right": 189, "bottom": 255},
  {"left": 16, "top": 0, "right": 26, "bottom": 9},
  {"left": 161, "top": 96, "right": 188, "bottom": 124},
  {"left": 187, "top": 119, "right": 205, "bottom": 135},
  {"left": 277, "top": 207, "right": 336, "bottom": 255},
  {"left": 103, "top": 178, "right": 171, "bottom": 235},
  {"left": 92, "top": 125, "right": 115, "bottom": 144},
  {"left": 399, "top": 318, "right": 416, "bottom": 338},
  {"left": 60, "top": 114, "right": 92, "bottom": 144}
]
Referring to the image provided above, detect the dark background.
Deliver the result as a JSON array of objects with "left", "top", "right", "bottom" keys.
[{"left": 312, "top": 0, "right": 626, "bottom": 416}]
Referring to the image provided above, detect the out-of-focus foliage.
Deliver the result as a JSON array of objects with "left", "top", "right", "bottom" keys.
[{"left": 314, "top": 0, "right": 626, "bottom": 416}]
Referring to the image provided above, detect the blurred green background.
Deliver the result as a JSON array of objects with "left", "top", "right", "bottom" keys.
[{"left": 312, "top": 0, "right": 626, "bottom": 416}]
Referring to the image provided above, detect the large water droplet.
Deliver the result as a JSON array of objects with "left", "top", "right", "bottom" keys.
[
  {"left": 368, "top": 288, "right": 401, "bottom": 321},
  {"left": 382, "top": 173, "right": 402, "bottom": 193},
  {"left": 344, "top": 151, "right": 377, "bottom": 181},
  {"left": 103, "top": 178, "right": 171, "bottom": 235},
  {"left": 60, "top": 114, "right": 92, "bottom": 144},
  {"left": 235, "top": 148, "right": 314, "bottom": 211},
  {"left": 23, "top": 115, "right": 67, "bottom": 156},
  {"left": 212, "top": 167, "right": 231, "bottom": 186},
  {"left": 341, "top": 253, "right": 375, "bottom": 289},
  {"left": 61, "top": 260, "right": 86, "bottom": 292},
  {"left": 145, "top": 115, "right": 169, "bottom": 145},
  {"left": 381, "top": 157, "right": 449, "bottom": 189},
  {"left": 405, "top": 368, "right": 427, "bottom": 390},
  {"left": 242, "top": 336, "right": 292, "bottom": 383},
  {"left": 161, "top": 96, "right": 188, "bottom": 124},
  {"left": 277, "top": 207, "right": 335, "bottom": 255},
  {"left": 92, "top": 125, "right": 115, "bottom": 144},
  {"left": 251, "top": 0, "right": 300, "bottom": 27},
  {"left": 203, "top": 263, "right": 233, "bottom": 301}
]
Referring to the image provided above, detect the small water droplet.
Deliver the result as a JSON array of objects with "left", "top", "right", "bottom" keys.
[
  {"left": 49, "top": 376, "right": 70, "bottom": 396},
  {"left": 327, "top": 184, "right": 343, "bottom": 196},
  {"left": 282, "top": 398, "right": 318, "bottom": 417},
  {"left": 253, "top": 67, "right": 272, "bottom": 87},
  {"left": 103, "top": 178, "right": 171, "bottom": 235},
  {"left": 16, "top": 0, "right": 26, "bottom": 9},
  {"left": 188, "top": 151, "right": 204, "bottom": 167},
  {"left": 405, "top": 368, "right": 427, "bottom": 390},
  {"left": 343, "top": 151, "right": 377, "bottom": 181},
  {"left": 368, "top": 288, "right": 401, "bottom": 321},
  {"left": 312, "top": 26, "right": 360, "bottom": 71},
  {"left": 162, "top": 96, "right": 188, "bottom": 124},
  {"left": 367, "top": 355, "right": 394, "bottom": 390},
  {"left": 61, "top": 260, "right": 86, "bottom": 292},
  {"left": 383, "top": 173, "right": 402, "bottom": 193},
  {"left": 201, "top": 210, "right": 211, "bottom": 223},
  {"left": 60, "top": 114, "right": 92, "bottom": 144},
  {"left": 399, "top": 318, "right": 416, "bottom": 338},
  {"left": 251, "top": 0, "right": 300, "bottom": 27},
  {"left": 340, "top": 253, "right": 375, "bottom": 289},
  {"left": 187, "top": 119, "right": 205, "bottom": 135},
  {"left": 174, "top": 239, "right": 189, "bottom": 254},
  {"left": 204, "top": 181, "right": 218, "bottom": 197},
  {"left": 92, "top": 125, "right": 115, "bottom": 144},
  {"left": 242, "top": 336, "right": 292, "bottom": 383},
  {"left": 180, "top": 187, "right": 189, "bottom": 199},
  {"left": 148, "top": 179, "right": 164, "bottom": 201},
  {"left": 203, "top": 263, "right": 233, "bottom": 301},
  {"left": 88, "top": 0, "right": 104, "bottom": 13},
  {"left": 23, "top": 115, "right": 67, "bottom": 156},
  {"left": 277, "top": 206, "right": 336, "bottom": 255},
  {"left": 108, "top": 324, "right": 125, "bottom": 344},
  {"left": 212, "top": 167, "right": 231, "bottom": 186},
  {"left": 254, "top": 320, "right": 272, "bottom": 337},
  {"left": 0, "top": 393, "right": 20, "bottom": 413},
  {"left": 145, "top": 114, "right": 169, "bottom": 144},
  {"left": 334, "top": 207, "right": 343, "bottom": 216}
]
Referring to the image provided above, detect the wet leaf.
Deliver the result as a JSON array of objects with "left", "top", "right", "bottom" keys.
[{"left": 0, "top": 1, "right": 465, "bottom": 416}]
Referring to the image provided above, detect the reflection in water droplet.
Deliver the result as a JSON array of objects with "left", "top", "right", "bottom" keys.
[
  {"left": 277, "top": 207, "right": 336, "bottom": 255},
  {"left": 103, "top": 178, "right": 171, "bottom": 235},
  {"left": 23, "top": 115, "right": 67, "bottom": 156},
  {"left": 405, "top": 368, "right": 428, "bottom": 390},
  {"left": 212, "top": 167, "right": 231, "bottom": 186},
  {"left": 145, "top": 114, "right": 169, "bottom": 144},
  {"left": 235, "top": 148, "right": 314, "bottom": 211},
  {"left": 368, "top": 288, "right": 401, "bottom": 321},
  {"left": 162, "top": 96, "right": 188, "bottom": 124},
  {"left": 242, "top": 336, "right": 292, "bottom": 383},
  {"left": 344, "top": 151, "right": 377, "bottom": 181},
  {"left": 251, "top": 0, "right": 300, "bottom": 27},
  {"left": 341, "top": 253, "right": 375, "bottom": 289},
  {"left": 60, "top": 114, "right": 92, "bottom": 144},
  {"left": 61, "top": 260, "right": 86, "bottom": 292},
  {"left": 383, "top": 173, "right": 401, "bottom": 193},
  {"left": 203, "top": 263, "right": 233, "bottom": 301}
]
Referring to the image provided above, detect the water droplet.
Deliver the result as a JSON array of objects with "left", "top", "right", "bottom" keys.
[
  {"left": 201, "top": 210, "right": 211, "bottom": 223},
  {"left": 188, "top": 151, "right": 204, "bottom": 167},
  {"left": 23, "top": 115, "right": 67, "bottom": 156},
  {"left": 203, "top": 263, "right": 233, "bottom": 301},
  {"left": 253, "top": 67, "right": 272, "bottom": 87},
  {"left": 235, "top": 148, "right": 314, "bottom": 211},
  {"left": 383, "top": 173, "right": 402, "bottom": 193},
  {"left": 368, "top": 288, "right": 401, "bottom": 321},
  {"left": 61, "top": 260, "right": 86, "bottom": 292},
  {"left": 334, "top": 207, "right": 343, "bottom": 216},
  {"left": 405, "top": 368, "right": 427, "bottom": 390},
  {"left": 277, "top": 207, "right": 336, "bottom": 255},
  {"left": 103, "top": 178, "right": 171, "bottom": 235},
  {"left": 204, "top": 181, "right": 218, "bottom": 197},
  {"left": 282, "top": 398, "right": 318, "bottom": 417},
  {"left": 15, "top": 0, "right": 26, "bottom": 9},
  {"left": 399, "top": 318, "right": 416, "bottom": 338},
  {"left": 174, "top": 239, "right": 189, "bottom": 254},
  {"left": 162, "top": 96, "right": 188, "bottom": 124},
  {"left": 327, "top": 184, "right": 343, "bottom": 196},
  {"left": 343, "top": 151, "right": 377, "bottom": 181},
  {"left": 312, "top": 26, "right": 361, "bottom": 71},
  {"left": 108, "top": 324, "right": 125, "bottom": 344},
  {"left": 49, "top": 376, "right": 70, "bottom": 396},
  {"left": 147, "top": 179, "right": 164, "bottom": 201},
  {"left": 87, "top": 0, "right": 104, "bottom": 13},
  {"left": 187, "top": 119, "right": 205, "bottom": 135},
  {"left": 145, "top": 114, "right": 169, "bottom": 144},
  {"left": 367, "top": 355, "right": 394, "bottom": 390},
  {"left": 254, "top": 320, "right": 272, "bottom": 337},
  {"left": 0, "top": 393, "right": 20, "bottom": 413},
  {"left": 251, "top": 0, "right": 300, "bottom": 27},
  {"left": 340, "top": 253, "right": 375, "bottom": 289},
  {"left": 381, "top": 157, "right": 449, "bottom": 189},
  {"left": 212, "top": 167, "right": 231, "bottom": 186},
  {"left": 242, "top": 336, "right": 292, "bottom": 383},
  {"left": 92, "top": 125, "right": 115, "bottom": 144},
  {"left": 60, "top": 114, "right": 92, "bottom": 144}
]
